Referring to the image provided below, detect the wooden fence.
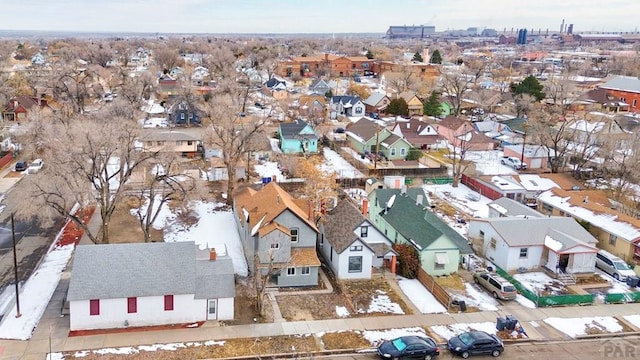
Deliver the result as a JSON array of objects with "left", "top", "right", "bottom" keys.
[{"left": 416, "top": 269, "right": 452, "bottom": 309}]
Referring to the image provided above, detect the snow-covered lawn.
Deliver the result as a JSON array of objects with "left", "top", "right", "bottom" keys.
[
  {"left": 512, "top": 272, "right": 567, "bottom": 295},
  {"left": 48, "top": 340, "right": 226, "bottom": 360},
  {"left": 0, "top": 243, "right": 74, "bottom": 340},
  {"left": 454, "top": 283, "right": 500, "bottom": 311},
  {"left": 358, "top": 290, "right": 404, "bottom": 315},
  {"left": 320, "top": 148, "right": 365, "bottom": 179},
  {"left": 335, "top": 306, "right": 350, "bottom": 318},
  {"left": 430, "top": 322, "right": 497, "bottom": 341},
  {"left": 466, "top": 150, "right": 517, "bottom": 176},
  {"left": 424, "top": 183, "right": 492, "bottom": 219},
  {"left": 143, "top": 199, "right": 248, "bottom": 277},
  {"left": 543, "top": 316, "right": 624, "bottom": 338},
  {"left": 397, "top": 277, "right": 447, "bottom": 314},
  {"left": 596, "top": 269, "right": 635, "bottom": 293},
  {"left": 254, "top": 161, "right": 285, "bottom": 182},
  {"left": 361, "top": 327, "right": 429, "bottom": 345},
  {"left": 515, "top": 295, "right": 537, "bottom": 309},
  {"left": 623, "top": 314, "right": 640, "bottom": 329}
]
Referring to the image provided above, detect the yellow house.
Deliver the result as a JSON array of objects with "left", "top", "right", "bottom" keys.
[
  {"left": 537, "top": 188, "right": 640, "bottom": 263},
  {"left": 140, "top": 129, "right": 202, "bottom": 157},
  {"left": 398, "top": 92, "right": 424, "bottom": 116}
]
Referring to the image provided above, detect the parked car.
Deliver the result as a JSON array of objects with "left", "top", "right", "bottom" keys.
[
  {"left": 595, "top": 250, "right": 637, "bottom": 281},
  {"left": 500, "top": 156, "right": 527, "bottom": 170},
  {"left": 473, "top": 271, "right": 517, "bottom": 300},
  {"left": 254, "top": 102, "right": 266, "bottom": 109},
  {"left": 447, "top": 330, "right": 504, "bottom": 358},
  {"left": 334, "top": 127, "right": 345, "bottom": 134},
  {"left": 27, "top": 159, "right": 44, "bottom": 174},
  {"left": 369, "top": 112, "right": 380, "bottom": 119},
  {"left": 377, "top": 335, "right": 440, "bottom": 360},
  {"left": 14, "top": 161, "right": 28, "bottom": 172}
]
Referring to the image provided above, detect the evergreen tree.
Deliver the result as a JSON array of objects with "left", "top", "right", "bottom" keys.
[
  {"left": 412, "top": 51, "right": 423, "bottom": 62},
  {"left": 324, "top": 89, "right": 333, "bottom": 98},
  {"left": 406, "top": 148, "right": 423, "bottom": 161},
  {"left": 386, "top": 98, "right": 409, "bottom": 116},
  {"left": 365, "top": 49, "right": 374, "bottom": 59},
  {"left": 429, "top": 49, "right": 442, "bottom": 64},
  {"left": 422, "top": 91, "right": 442, "bottom": 117},
  {"left": 510, "top": 75, "right": 545, "bottom": 101}
]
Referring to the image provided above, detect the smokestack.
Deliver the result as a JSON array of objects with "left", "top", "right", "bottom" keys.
[
  {"left": 362, "top": 198, "right": 369, "bottom": 216},
  {"left": 209, "top": 248, "right": 217, "bottom": 261},
  {"left": 560, "top": 19, "right": 565, "bottom": 34}
]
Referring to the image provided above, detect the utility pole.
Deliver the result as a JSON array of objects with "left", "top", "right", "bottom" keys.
[
  {"left": 12, "top": 213, "right": 21, "bottom": 318},
  {"left": 520, "top": 122, "right": 529, "bottom": 171},
  {"left": 374, "top": 124, "right": 380, "bottom": 171}
]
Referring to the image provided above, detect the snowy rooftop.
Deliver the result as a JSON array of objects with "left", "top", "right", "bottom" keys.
[
  {"left": 489, "top": 176, "right": 525, "bottom": 191},
  {"left": 517, "top": 174, "right": 560, "bottom": 192}
]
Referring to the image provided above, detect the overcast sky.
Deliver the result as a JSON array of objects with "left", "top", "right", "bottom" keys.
[{"left": 3, "top": 0, "right": 637, "bottom": 34}]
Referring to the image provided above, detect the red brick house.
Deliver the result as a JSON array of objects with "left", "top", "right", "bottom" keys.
[
  {"left": 2, "top": 96, "right": 55, "bottom": 122},
  {"left": 599, "top": 75, "right": 640, "bottom": 113}
]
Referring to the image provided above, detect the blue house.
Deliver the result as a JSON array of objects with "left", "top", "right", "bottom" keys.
[
  {"left": 169, "top": 101, "right": 201, "bottom": 126},
  {"left": 278, "top": 119, "right": 319, "bottom": 155}
]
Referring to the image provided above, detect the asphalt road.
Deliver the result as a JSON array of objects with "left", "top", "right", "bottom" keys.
[{"left": 320, "top": 336, "right": 640, "bottom": 360}]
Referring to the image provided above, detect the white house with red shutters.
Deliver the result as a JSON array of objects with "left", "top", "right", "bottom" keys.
[{"left": 66, "top": 242, "right": 235, "bottom": 331}]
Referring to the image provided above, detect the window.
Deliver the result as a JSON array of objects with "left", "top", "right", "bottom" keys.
[
  {"left": 541, "top": 203, "right": 554, "bottom": 214},
  {"left": 287, "top": 267, "right": 296, "bottom": 276},
  {"left": 390, "top": 148, "right": 396, "bottom": 156},
  {"left": 519, "top": 248, "right": 528, "bottom": 258},
  {"left": 634, "top": 99, "right": 638, "bottom": 107},
  {"left": 187, "top": 141, "right": 193, "bottom": 146},
  {"left": 348, "top": 256, "right": 363, "bottom": 273},
  {"left": 301, "top": 266, "right": 310, "bottom": 275},
  {"left": 360, "top": 226, "right": 369, "bottom": 238},
  {"left": 270, "top": 242, "right": 279, "bottom": 249},
  {"left": 362, "top": 63, "right": 369, "bottom": 69},
  {"left": 479, "top": 230, "right": 485, "bottom": 238},
  {"left": 434, "top": 252, "right": 448, "bottom": 270},
  {"left": 290, "top": 228, "right": 299, "bottom": 242},
  {"left": 400, "top": 148, "right": 406, "bottom": 156},
  {"left": 127, "top": 297, "right": 137, "bottom": 313},
  {"left": 320, "top": 234, "right": 324, "bottom": 246},
  {"left": 350, "top": 245, "right": 363, "bottom": 251},
  {"left": 89, "top": 299, "right": 100, "bottom": 316},
  {"left": 180, "top": 113, "right": 185, "bottom": 120},
  {"left": 559, "top": 210, "right": 565, "bottom": 217},
  {"left": 609, "top": 234, "right": 617, "bottom": 246},
  {"left": 164, "top": 295, "right": 174, "bottom": 311},
  {"left": 490, "top": 238, "right": 497, "bottom": 249},
  {"left": 355, "top": 106, "right": 363, "bottom": 114},
  {"left": 156, "top": 141, "right": 163, "bottom": 146}
]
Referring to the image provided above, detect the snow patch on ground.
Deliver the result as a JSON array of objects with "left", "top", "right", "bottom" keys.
[
  {"left": 320, "top": 148, "right": 365, "bottom": 179},
  {"left": 515, "top": 295, "right": 537, "bottom": 309},
  {"left": 430, "top": 322, "right": 497, "bottom": 341},
  {"left": 49, "top": 340, "right": 226, "bottom": 359},
  {"left": 397, "top": 277, "right": 448, "bottom": 314},
  {"left": 544, "top": 316, "right": 624, "bottom": 338},
  {"left": 513, "top": 272, "right": 566, "bottom": 295},
  {"left": 254, "top": 161, "right": 284, "bottom": 182},
  {"left": 623, "top": 315, "right": 640, "bottom": 329},
  {"left": 361, "top": 327, "right": 428, "bottom": 345},
  {"left": 358, "top": 290, "right": 404, "bottom": 314},
  {"left": 454, "top": 283, "right": 500, "bottom": 311},
  {"left": 335, "top": 306, "right": 350, "bottom": 318}
]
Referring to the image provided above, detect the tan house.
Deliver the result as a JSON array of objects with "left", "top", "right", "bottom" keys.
[
  {"left": 435, "top": 115, "right": 495, "bottom": 151},
  {"left": 398, "top": 92, "right": 423, "bottom": 116},
  {"left": 537, "top": 188, "right": 640, "bottom": 263},
  {"left": 140, "top": 130, "right": 202, "bottom": 156}
]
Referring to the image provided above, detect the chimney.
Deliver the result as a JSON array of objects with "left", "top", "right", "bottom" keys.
[
  {"left": 416, "top": 194, "right": 423, "bottom": 206},
  {"left": 209, "top": 248, "right": 217, "bottom": 261},
  {"left": 362, "top": 198, "right": 369, "bottom": 216}
]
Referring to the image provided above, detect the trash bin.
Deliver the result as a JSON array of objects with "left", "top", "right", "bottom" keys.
[
  {"left": 505, "top": 315, "right": 518, "bottom": 330},
  {"left": 496, "top": 317, "right": 506, "bottom": 331},
  {"left": 458, "top": 301, "right": 467, "bottom": 312}
]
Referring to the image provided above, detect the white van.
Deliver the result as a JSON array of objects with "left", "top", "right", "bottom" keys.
[{"left": 595, "top": 250, "right": 636, "bottom": 281}]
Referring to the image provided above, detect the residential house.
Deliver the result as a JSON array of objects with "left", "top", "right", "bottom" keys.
[
  {"left": 278, "top": 119, "right": 319, "bottom": 155},
  {"left": 296, "top": 94, "right": 326, "bottom": 120},
  {"left": 375, "top": 61, "right": 440, "bottom": 80},
  {"left": 579, "top": 88, "right": 630, "bottom": 113},
  {"left": 169, "top": 66, "right": 185, "bottom": 79},
  {"left": 567, "top": 119, "right": 628, "bottom": 151},
  {"left": 346, "top": 117, "right": 412, "bottom": 160},
  {"left": 363, "top": 92, "right": 390, "bottom": 115},
  {"left": 67, "top": 242, "right": 235, "bottom": 330},
  {"left": 168, "top": 101, "right": 201, "bottom": 126},
  {"left": 308, "top": 78, "right": 335, "bottom": 95},
  {"left": 140, "top": 129, "right": 202, "bottom": 156},
  {"left": 460, "top": 175, "right": 528, "bottom": 202},
  {"left": 398, "top": 92, "right": 424, "bottom": 116},
  {"left": 503, "top": 144, "right": 555, "bottom": 169},
  {"left": 234, "top": 183, "right": 321, "bottom": 287},
  {"left": 435, "top": 116, "right": 495, "bottom": 151},
  {"left": 276, "top": 54, "right": 374, "bottom": 78},
  {"left": 391, "top": 118, "right": 447, "bottom": 150},
  {"left": 538, "top": 188, "right": 640, "bottom": 263},
  {"left": 599, "top": 75, "right": 640, "bottom": 113},
  {"left": 263, "top": 76, "right": 289, "bottom": 99},
  {"left": 368, "top": 188, "right": 474, "bottom": 276},
  {"left": 330, "top": 96, "right": 365, "bottom": 117},
  {"left": 191, "top": 66, "right": 210, "bottom": 86},
  {"left": 158, "top": 74, "right": 179, "bottom": 98},
  {"left": 486, "top": 197, "right": 543, "bottom": 218},
  {"left": 319, "top": 199, "right": 397, "bottom": 279},
  {"left": 2, "top": 96, "right": 55, "bottom": 122},
  {"left": 468, "top": 216, "right": 598, "bottom": 274}
]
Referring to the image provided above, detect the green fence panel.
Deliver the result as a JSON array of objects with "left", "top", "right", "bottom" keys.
[
  {"left": 405, "top": 178, "right": 414, "bottom": 185},
  {"left": 538, "top": 294, "right": 594, "bottom": 307},
  {"left": 422, "top": 177, "right": 453, "bottom": 185},
  {"left": 605, "top": 292, "right": 640, "bottom": 304}
]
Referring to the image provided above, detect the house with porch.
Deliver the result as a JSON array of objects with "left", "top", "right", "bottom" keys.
[
  {"left": 363, "top": 92, "right": 390, "bottom": 115},
  {"left": 278, "top": 119, "right": 319, "bottom": 155},
  {"left": 346, "top": 117, "right": 413, "bottom": 161},
  {"left": 234, "top": 182, "right": 321, "bottom": 287},
  {"left": 398, "top": 92, "right": 424, "bottom": 116},
  {"left": 391, "top": 118, "right": 447, "bottom": 150},
  {"left": 468, "top": 216, "right": 598, "bottom": 276},
  {"left": 330, "top": 96, "right": 365, "bottom": 117},
  {"left": 139, "top": 130, "right": 202, "bottom": 156},
  {"left": 435, "top": 115, "right": 495, "bottom": 151},
  {"left": 368, "top": 188, "right": 474, "bottom": 276},
  {"left": 67, "top": 242, "right": 235, "bottom": 330},
  {"left": 2, "top": 96, "right": 56, "bottom": 122},
  {"left": 319, "top": 199, "right": 397, "bottom": 279},
  {"left": 599, "top": 75, "right": 640, "bottom": 113},
  {"left": 537, "top": 188, "right": 640, "bottom": 263}
]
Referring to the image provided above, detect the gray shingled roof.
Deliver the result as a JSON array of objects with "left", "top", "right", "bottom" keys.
[
  {"left": 486, "top": 216, "right": 598, "bottom": 248},
  {"left": 600, "top": 75, "right": 640, "bottom": 94},
  {"left": 195, "top": 253, "right": 235, "bottom": 299},
  {"left": 364, "top": 92, "right": 387, "bottom": 106},
  {"left": 68, "top": 242, "right": 234, "bottom": 301},
  {"left": 324, "top": 200, "right": 369, "bottom": 254},
  {"left": 279, "top": 120, "right": 318, "bottom": 140},
  {"left": 488, "top": 197, "right": 543, "bottom": 218}
]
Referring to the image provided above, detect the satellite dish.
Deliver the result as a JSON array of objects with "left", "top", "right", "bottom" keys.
[{"left": 386, "top": 194, "right": 397, "bottom": 209}]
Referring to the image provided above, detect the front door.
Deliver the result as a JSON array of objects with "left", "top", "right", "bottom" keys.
[
  {"left": 559, "top": 254, "right": 570, "bottom": 273},
  {"left": 207, "top": 299, "right": 217, "bottom": 320}
]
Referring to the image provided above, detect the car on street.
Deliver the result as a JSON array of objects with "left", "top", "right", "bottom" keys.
[
  {"left": 377, "top": 335, "right": 440, "bottom": 360},
  {"left": 14, "top": 161, "right": 28, "bottom": 172},
  {"left": 473, "top": 271, "right": 517, "bottom": 300},
  {"left": 447, "top": 330, "right": 504, "bottom": 358},
  {"left": 500, "top": 156, "right": 527, "bottom": 170},
  {"left": 27, "top": 159, "right": 44, "bottom": 174},
  {"left": 595, "top": 250, "right": 637, "bottom": 282}
]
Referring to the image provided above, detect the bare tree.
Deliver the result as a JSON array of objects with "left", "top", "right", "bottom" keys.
[
  {"left": 50, "top": 65, "right": 96, "bottom": 114},
  {"left": 449, "top": 124, "right": 475, "bottom": 187},
  {"left": 529, "top": 107, "right": 572, "bottom": 173},
  {"left": 439, "top": 67, "right": 472, "bottom": 116},
  {"left": 153, "top": 46, "right": 181, "bottom": 72},
  {"left": 295, "top": 157, "right": 340, "bottom": 225},
  {"left": 12, "top": 115, "right": 157, "bottom": 243},
  {"left": 203, "top": 93, "right": 266, "bottom": 205}
]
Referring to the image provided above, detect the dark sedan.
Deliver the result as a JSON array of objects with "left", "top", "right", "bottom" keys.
[
  {"left": 447, "top": 331, "right": 503, "bottom": 358},
  {"left": 377, "top": 335, "right": 440, "bottom": 360},
  {"left": 14, "top": 161, "right": 28, "bottom": 172}
]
